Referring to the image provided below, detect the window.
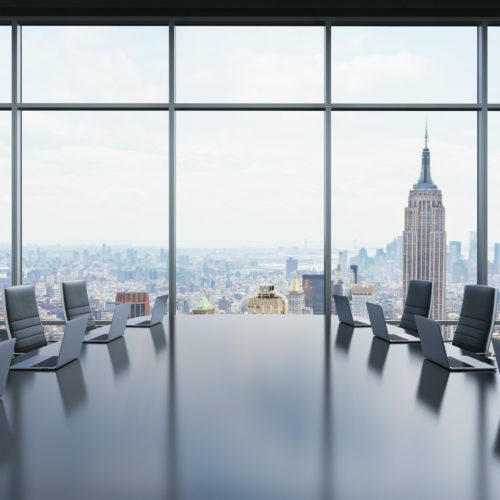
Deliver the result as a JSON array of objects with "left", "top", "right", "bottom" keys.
[
  {"left": 488, "top": 112, "right": 500, "bottom": 319},
  {"left": 332, "top": 112, "right": 476, "bottom": 323},
  {"left": 22, "top": 111, "right": 169, "bottom": 320},
  {"left": 176, "top": 27, "right": 323, "bottom": 103},
  {"left": 332, "top": 27, "right": 476, "bottom": 103},
  {"left": 0, "top": 113, "right": 10, "bottom": 321},
  {"left": 22, "top": 26, "right": 169, "bottom": 102},
  {"left": 177, "top": 111, "right": 323, "bottom": 314}
]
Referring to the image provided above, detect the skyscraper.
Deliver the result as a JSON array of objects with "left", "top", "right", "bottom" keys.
[
  {"left": 288, "top": 272, "right": 306, "bottom": 314},
  {"left": 302, "top": 274, "right": 324, "bottom": 314},
  {"left": 494, "top": 243, "right": 500, "bottom": 271},
  {"left": 403, "top": 126, "right": 446, "bottom": 319}
]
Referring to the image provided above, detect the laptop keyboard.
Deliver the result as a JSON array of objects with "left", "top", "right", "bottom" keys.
[
  {"left": 389, "top": 334, "right": 407, "bottom": 341},
  {"left": 354, "top": 321, "right": 368, "bottom": 327},
  {"left": 135, "top": 320, "right": 151, "bottom": 326},
  {"left": 448, "top": 357, "right": 473, "bottom": 369},
  {"left": 33, "top": 356, "right": 58, "bottom": 368},
  {"left": 91, "top": 334, "right": 109, "bottom": 341}
]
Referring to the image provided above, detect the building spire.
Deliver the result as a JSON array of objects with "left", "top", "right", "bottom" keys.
[
  {"left": 413, "top": 123, "right": 436, "bottom": 189},
  {"left": 289, "top": 271, "right": 302, "bottom": 293}
]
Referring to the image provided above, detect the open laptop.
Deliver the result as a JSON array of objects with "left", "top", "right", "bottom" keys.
[
  {"left": 333, "top": 294, "right": 370, "bottom": 328},
  {"left": 492, "top": 338, "right": 500, "bottom": 370},
  {"left": 415, "top": 315, "right": 496, "bottom": 372},
  {"left": 10, "top": 315, "right": 87, "bottom": 371},
  {"left": 0, "top": 339, "right": 15, "bottom": 397},
  {"left": 366, "top": 302, "right": 420, "bottom": 343},
  {"left": 83, "top": 303, "right": 130, "bottom": 344},
  {"left": 127, "top": 294, "right": 168, "bottom": 328}
]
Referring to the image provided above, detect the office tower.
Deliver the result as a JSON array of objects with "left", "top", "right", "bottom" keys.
[
  {"left": 469, "top": 231, "right": 477, "bottom": 279},
  {"left": 286, "top": 257, "right": 298, "bottom": 279},
  {"left": 303, "top": 274, "right": 324, "bottom": 314},
  {"left": 403, "top": 126, "right": 446, "bottom": 320},
  {"left": 248, "top": 285, "right": 287, "bottom": 314},
  {"left": 449, "top": 241, "right": 462, "bottom": 264},
  {"left": 115, "top": 291, "right": 151, "bottom": 318},
  {"left": 351, "top": 284, "right": 375, "bottom": 318},
  {"left": 288, "top": 272, "right": 305, "bottom": 314},
  {"left": 495, "top": 243, "right": 500, "bottom": 271},
  {"left": 338, "top": 251, "right": 348, "bottom": 280},
  {"left": 350, "top": 264, "right": 359, "bottom": 285},
  {"left": 192, "top": 296, "right": 216, "bottom": 314}
]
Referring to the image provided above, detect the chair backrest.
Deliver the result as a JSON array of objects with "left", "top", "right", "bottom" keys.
[
  {"left": 399, "top": 280, "right": 433, "bottom": 333},
  {"left": 61, "top": 280, "right": 96, "bottom": 331},
  {"left": 452, "top": 285, "right": 497, "bottom": 353},
  {"left": 2, "top": 285, "right": 47, "bottom": 353}
]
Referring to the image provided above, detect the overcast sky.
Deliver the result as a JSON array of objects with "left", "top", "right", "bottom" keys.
[{"left": 1, "top": 25, "right": 500, "bottom": 255}]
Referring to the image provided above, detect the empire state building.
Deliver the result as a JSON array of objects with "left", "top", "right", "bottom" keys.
[{"left": 403, "top": 126, "right": 446, "bottom": 320}]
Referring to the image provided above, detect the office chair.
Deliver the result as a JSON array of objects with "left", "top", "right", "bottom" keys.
[
  {"left": 3, "top": 285, "right": 47, "bottom": 353},
  {"left": 61, "top": 280, "right": 97, "bottom": 332},
  {"left": 399, "top": 279, "right": 433, "bottom": 333},
  {"left": 452, "top": 285, "right": 497, "bottom": 353}
]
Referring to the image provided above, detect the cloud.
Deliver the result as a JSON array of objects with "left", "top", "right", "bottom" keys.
[{"left": 333, "top": 51, "right": 431, "bottom": 100}]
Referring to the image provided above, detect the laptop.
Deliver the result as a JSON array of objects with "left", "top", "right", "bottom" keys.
[
  {"left": 415, "top": 315, "right": 496, "bottom": 372},
  {"left": 127, "top": 294, "right": 168, "bottom": 328},
  {"left": 366, "top": 302, "right": 420, "bottom": 343},
  {"left": 83, "top": 303, "right": 130, "bottom": 344},
  {"left": 10, "top": 315, "right": 87, "bottom": 371},
  {"left": 333, "top": 294, "right": 370, "bottom": 328},
  {"left": 492, "top": 338, "right": 500, "bottom": 369},
  {"left": 0, "top": 339, "right": 15, "bottom": 397}
]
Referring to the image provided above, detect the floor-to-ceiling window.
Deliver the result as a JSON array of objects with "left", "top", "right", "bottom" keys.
[
  {"left": 176, "top": 27, "right": 324, "bottom": 315},
  {"left": 21, "top": 26, "right": 169, "bottom": 321},
  {"left": 0, "top": 27, "right": 11, "bottom": 322},
  {"left": 0, "top": 21, "right": 495, "bottom": 324},
  {"left": 331, "top": 27, "right": 477, "bottom": 330}
]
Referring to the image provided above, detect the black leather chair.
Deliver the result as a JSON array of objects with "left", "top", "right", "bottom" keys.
[
  {"left": 3, "top": 285, "right": 47, "bottom": 353},
  {"left": 61, "top": 280, "right": 96, "bottom": 332},
  {"left": 399, "top": 280, "right": 433, "bottom": 333},
  {"left": 452, "top": 285, "right": 497, "bottom": 353}
]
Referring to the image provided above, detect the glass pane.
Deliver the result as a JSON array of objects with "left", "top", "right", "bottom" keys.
[
  {"left": 0, "top": 113, "right": 10, "bottom": 323},
  {"left": 176, "top": 27, "right": 323, "bottom": 103},
  {"left": 332, "top": 112, "right": 476, "bottom": 332},
  {"left": 489, "top": 28, "right": 500, "bottom": 103},
  {"left": 332, "top": 27, "right": 476, "bottom": 103},
  {"left": 22, "top": 27, "right": 169, "bottom": 103},
  {"left": 23, "top": 112, "right": 169, "bottom": 321},
  {"left": 0, "top": 27, "right": 10, "bottom": 101},
  {"left": 177, "top": 111, "right": 323, "bottom": 314},
  {"left": 488, "top": 113, "right": 500, "bottom": 321}
]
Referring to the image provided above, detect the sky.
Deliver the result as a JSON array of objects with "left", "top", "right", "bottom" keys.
[{"left": 0, "top": 25, "right": 499, "bottom": 255}]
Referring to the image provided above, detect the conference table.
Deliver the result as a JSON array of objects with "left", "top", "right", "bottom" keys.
[{"left": 0, "top": 315, "right": 499, "bottom": 500}]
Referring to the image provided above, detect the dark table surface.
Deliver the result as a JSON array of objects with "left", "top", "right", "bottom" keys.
[{"left": 0, "top": 315, "right": 499, "bottom": 500}]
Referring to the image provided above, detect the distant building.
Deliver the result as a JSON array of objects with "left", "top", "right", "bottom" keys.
[
  {"left": 285, "top": 257, "right": 298, "bottom": 279},
  {"left": 192, "top": 296, "right": 216, "bottom": 314},
  {"left": 303, "top": 274, "right": 324, "bottom": 314},
  {"left": 350, "top": 264, "right": 359, "bottom": 285},
  {"left": 469, "top": 231, "right": 477, "bottom": 279},
  {"left": 403, "top": 125, "right": 446, "bottom": 320},
  {"left": 288, "top": 272, "right": 305, "bottom": 314},
  {"left": 248, "top": 285, "right": 287, "bottom": 314},
  {"left": 494, "top": 243, "right": 500, "bottom": 272},
  {"left": 115, "top": 292, "right": 150, "bottom": 318},
  {"left": 351, "top": 284, "right": 375, "bottom": 319}
]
